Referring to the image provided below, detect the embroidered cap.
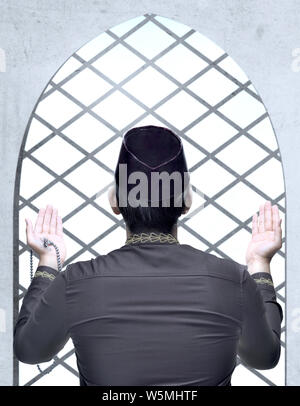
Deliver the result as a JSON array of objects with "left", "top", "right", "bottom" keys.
[{"left": 114, "top": 125, "right": 190, "bottom": 207}]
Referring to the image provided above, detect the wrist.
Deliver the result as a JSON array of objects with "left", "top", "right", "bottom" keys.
[
  {"left": 38, "top": 255, "right": 61, "bottom": 271},
  {"left": 246, "top": 258, "right": 271, "bottom": 275}
]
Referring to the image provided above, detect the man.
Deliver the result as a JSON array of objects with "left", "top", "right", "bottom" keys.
[{"left": 14, "top": 125, "right": 283, "bottom": 386}]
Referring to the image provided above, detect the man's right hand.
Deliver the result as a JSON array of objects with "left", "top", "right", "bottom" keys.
[{"left": 245, "top": 201, "right": 282, "bottom": 275}]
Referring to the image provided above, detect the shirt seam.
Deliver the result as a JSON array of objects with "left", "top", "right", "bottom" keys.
[
  {"left": 240, "top": 267, "right": 245, "bottom": 335},
  {"left": 63, "top": 265, "right": 71, "bottom": 337},
  {"left": 65, "top": 273, "right": 241, "bottom": 284}
]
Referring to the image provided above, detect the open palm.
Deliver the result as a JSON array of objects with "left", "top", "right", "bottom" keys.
[
  {"left": 246, "top": 201, "right": 282, "bottom": 265},
  {"left": 25, "top": 204, "right": 67, "bottom": 264}
]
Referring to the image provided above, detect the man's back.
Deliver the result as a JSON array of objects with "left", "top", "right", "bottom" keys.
[
  {"left": 14, "top": 238, "right": 283, "bottom": 386},
  {"left": 68, "top": 240, "right": 244, "bottom": 386}
]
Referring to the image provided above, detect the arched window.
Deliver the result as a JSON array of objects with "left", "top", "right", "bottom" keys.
[{"left": 14, "top": 13, "right": 285, "bottom": 386}]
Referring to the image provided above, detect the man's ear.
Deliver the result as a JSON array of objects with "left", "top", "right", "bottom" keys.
[
  {"left": 182, "top": 183, "right": 193, "bottom": 215},
  {"left": 108, "top": 185, "right": 121, "bottom": 215}
]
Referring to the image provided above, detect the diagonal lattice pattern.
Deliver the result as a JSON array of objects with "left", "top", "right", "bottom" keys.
[{"left": 15, "top": 13, "right": 285, "bottom": 386}]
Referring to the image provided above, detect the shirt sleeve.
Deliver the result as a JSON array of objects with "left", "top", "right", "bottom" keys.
[
  {"left": 13, "top": 265, "right": 70, "bottom": 364},
  {"left": 237, "top": 265, "right": 283, "bottom": 370}
]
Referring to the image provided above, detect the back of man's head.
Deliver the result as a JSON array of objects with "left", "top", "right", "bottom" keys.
[{"left": 113, "top": 125, "right": 191, "bottom": 234}]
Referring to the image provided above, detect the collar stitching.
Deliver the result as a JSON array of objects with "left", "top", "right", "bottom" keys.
[{"left": 125, "top": 232, "right": 179, "bottom": 245}]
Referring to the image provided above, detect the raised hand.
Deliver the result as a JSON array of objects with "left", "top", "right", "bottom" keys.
[
  {"left": 246, "top": 201, "right": 282, "bottom": 274},
  {"left": 25, "top": 204, "right": 67, "bottom": 266}
]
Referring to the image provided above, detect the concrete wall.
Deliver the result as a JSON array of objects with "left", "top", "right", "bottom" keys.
[{"left": 0, "top": 0, "right": 299, "bottom": 385}]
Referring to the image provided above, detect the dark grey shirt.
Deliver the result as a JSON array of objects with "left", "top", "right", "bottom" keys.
[{"left": 14, "top": 239, "right": 283, "bottom": 386}]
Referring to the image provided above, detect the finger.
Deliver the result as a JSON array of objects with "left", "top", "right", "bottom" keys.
[
  {"left": 264, "top": 200, "right": 272, "bottom": 231},
  {"left": 56, "top": 214, "right": 63, "bottom": 237},
  {"left": 42, "top": 204, "right": 53, "bottom": 234},
  {"left": 49, "top": 207, "right": 58, "bottom": 234},
  {"left": 34, "top": 207, "right": 45, "bottom": 234},
  {"left": 272, "top": 205, "right": 282, "bottom": 236},
  {"left": 25, "top": 218, "right": 34, "bottom": 240},
  {"left": 258, "top": 204, "right": 264, "bottom": 233},
  {"left": 252, "top": 213, "right": 258, "bottom": 236}
]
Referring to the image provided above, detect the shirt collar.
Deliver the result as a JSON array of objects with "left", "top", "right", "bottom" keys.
[{"left": 124, "top": 231, "right": 180, "bottom": 246}]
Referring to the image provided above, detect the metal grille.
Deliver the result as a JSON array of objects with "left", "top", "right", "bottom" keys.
[{"left": 15, "top": 13, "right": 286, "bottom": 386}]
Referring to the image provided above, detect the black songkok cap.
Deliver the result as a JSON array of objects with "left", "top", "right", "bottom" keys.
[{"left": 114, "top": 125, "right": 190, "bottom": 207}]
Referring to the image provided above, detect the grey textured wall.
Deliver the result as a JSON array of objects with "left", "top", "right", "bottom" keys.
[{"left": 0, "top": 0, "right": 299, "bottom": 386}]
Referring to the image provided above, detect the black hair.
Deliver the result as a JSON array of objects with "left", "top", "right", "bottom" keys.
[{"left": 115, "top": 185, "right": 186, "bottom": 234}]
